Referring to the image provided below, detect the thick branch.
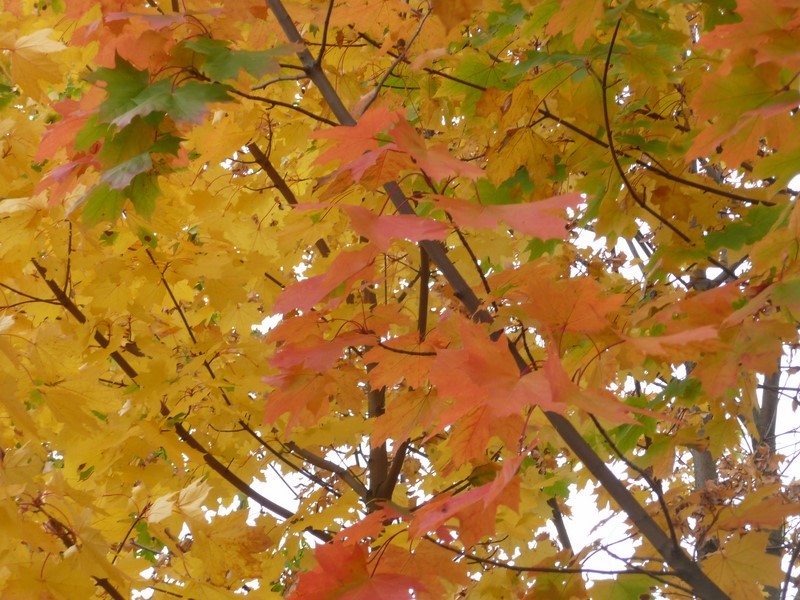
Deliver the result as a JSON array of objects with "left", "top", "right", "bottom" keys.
[
  {"left": 246, "top": 142, "right": 330, "bottom": 257},
  {"left": 418, "top": 247, "right": 430, "bottom": 341},
  {"left": 756, "top": 368, "right": 781, "bottom": 447},
  {"left": 377, "top": 440, "right": 408, "bottom": 501},
  {"left": 284, "top": 440, "right": 369, "bottom": 498},
  {"left": 367, "top": 385, "right": 389, "bottom": 504},
  {"left": 93, "top": 578, "right": 126, "bottom": 600}
]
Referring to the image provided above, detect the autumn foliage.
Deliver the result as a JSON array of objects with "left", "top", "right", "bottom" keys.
[{"left": 1, "top": 0, "right": 799, "bottom": 598}]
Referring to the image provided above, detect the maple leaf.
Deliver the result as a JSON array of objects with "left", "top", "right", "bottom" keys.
[
  {"left": 715, "top": 484, "right": 800, "bottom": 531},
  {"left": 274, "top": 245, "right": 380, "bottom": 313},
  {"left": 4, "top": 28, "right": 66, "bottom": 100},
  {"left": 704, "top": 533, "right": 784, "bottom": 599},
  {"left": 489, "top": 261, "right": 625, "bottom": 336},
  {"left": 87, "top": 55, "right": 232, "bottom": 128},
  {"left": 409, "top": 456, "right": 522, "bottom": 548},
  {"left": 624, "top": 325, "right": 719, "bottom": 357},
  {"left": 347, "top": 147, "right": 416, "bottom": 188},
  {"left": 429, "top": 317, "right": 560, "bottom": 426},
  {"left": 341, "top": 205, "right": 451, "bottom": 251},
  {"left": 184, "top": 36, "right": 294, "bottom": 81},
  {"left": 434, "top": 193, "right": 581, "bottom": 239},
  {"left": 388, "top": 119, "right": 484, "bottom": 181},
  {"left": 292, "top": 542, "right": 424, "bottom": 600},
  {"left": 374, "top": 541, "right": 470, "bottom": 598},
  {"left": 314, "top": 107, "right": 482, "bottom": 183},
  {"left": 334, "top": 506, "right": 407, "bottom": 545},
  {"left": 543, "top": 346, "right": 637, "bottom": 424},
  {"left": 431, "top": 0, "right": 484, "bottom": 32},
  {"left": 312, "top": 106, "right": 402, "bottom": 166}
]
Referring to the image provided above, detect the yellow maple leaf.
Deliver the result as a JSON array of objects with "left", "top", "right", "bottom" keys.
[
  {"left": 704, "top": 532, "right": 783, "bottom": 600},
  {"left": 9, "top": 29, "right": 66, "bottom": 100},
  {"left": 177, "top": 479, "right": 212, "bottom": 520},
  {"left": 431, "top": 0, "right": 484, "bottom": 31}
]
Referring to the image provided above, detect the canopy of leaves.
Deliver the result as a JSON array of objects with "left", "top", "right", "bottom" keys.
[{"left": 0, "top": 0, "right": 799, "bottom": 599}]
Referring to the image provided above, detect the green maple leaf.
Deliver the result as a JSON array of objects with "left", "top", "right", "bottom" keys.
[
  {"left": 82, "top": 184, "right": 125, "bottom": 224},
  {"left": 704, "top": 204, "right": 787, "bottom": 251},
  {"left": 88, "top": 55, "right": 231, "bottom": 128},
  {"left": 86, "top": 54, "right": 150, "bottom": 123},
  {"left": 185, "top": 37, "right": 285, "bottom": 81},
  {"left": 169, "top": 81, "right": 231, "bottom": 123},
  {"left": 100, "top": 152, "right": 152, "bottom": 190}
]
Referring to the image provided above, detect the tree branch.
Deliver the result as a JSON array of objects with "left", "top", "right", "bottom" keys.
[
  {"left": 283, "top": 440, "right": 369, "bottom": 499},
  {"left": 367, "top": 384, "right": 389, "bottom": 505},
  {"left": 93, "top": 578, "right": 126, "bottom": 600},
  {"left": 547, "top": 497, "right": 573, "bottom": 555},
  {"left": 589, "top": 413, "right": 679, "bottom": 548},
  {"left": 425, "top": 535, "right": 689, "bottom": 590},
  {"left": 537, "top": 108, "right": 774, "bottom": 207},
  {"left": 418, "top": 247, "right": 430, "bottom": 341},
  {"left": 246, "top": 142, "right": 330, "bottom": 257}
]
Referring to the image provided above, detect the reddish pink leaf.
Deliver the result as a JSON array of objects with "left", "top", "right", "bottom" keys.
[
  {"left": 36, "top": 101, "right": 90, "bottom": 161},
  {"left": 274, "top": 245, "right": 379, "bottom": 314},
  {"left": 483, "top": 454, "right": 525, "bottom": 508},
  {"left": 105, "top": 11, "right": 187, "bottom": 29},
  {"left": 435, "top": 193, "right": 581, "bottom": 239},
  {"left": 349, "top": 146, "right": 416, "bottom": 188},
  {"left": 262, "top": 368, "right": 331, "bottom": 426},
  {"left": 334, "top": 506, "right": 406, "bottom": 545},
  {"left": 363, "top": 334, "right": 438, "bottom": 389},
  {"left": 390, "top": 119, "right": 484, "bottom": 181},
  {"left": 292, "top": 542, "right": 423, "bottom": 600},
  {"left": 489, "top": 261, "right": 625, "bottom": 336},
  {"left": 341, "top": 205, "right": 450, "bottom": 251},
  {"left": 270, "top": 329, "right": 375, "bottom": 372},
  {"left": 624, "top": 325, "right": 719, "bottom": 356},
  {"left": 543, "top": 347, "right": 646, "bottom": 424},
  {"left": 409, "top": 459, "right": 520, "bottom": 547},
  {"left": 444, "top": 409, "right": 525, "bottom": 466},
  {"left": 429, "top": 318, "right": 558, "bottom": 425},
  {"left": 312, "top": 106, "right": 401, "bottom": 166}
]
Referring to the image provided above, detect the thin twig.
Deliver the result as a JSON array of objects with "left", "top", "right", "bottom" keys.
[
  {"left": 588, "top": 414, "right": 679, "bottom": 548},
  {"left": 360, "top": 11, "right": 429, "bottom": 115},
  {"left": 781, "top": 538, "right": 800, "bottom": 600},
  {"left": 600, "top": 20, "right": 736, "bottom": 280},
  {"left": 316, "top": 0, "right": 335, "bottom": 64},
  {"left": 537, "top": 108, "right": 774, "bottom": 207},
  {"left": 425, "top": 535, "right": 685, "bottom": 582}
]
